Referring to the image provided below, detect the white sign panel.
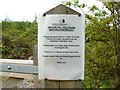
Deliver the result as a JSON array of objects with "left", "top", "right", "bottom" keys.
[{"left": 38, "top": 14, "right": 85, "bottom": 80}]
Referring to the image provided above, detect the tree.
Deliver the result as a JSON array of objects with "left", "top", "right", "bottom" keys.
[
  {"left": 102, "top": 2, "right": 120, "bottom": 88},
  {"left": 103, "top": 2, "right": 120, "bottom": 88},
  {"left": 63, "top": 1, "right": 119, "bottom": 88}
]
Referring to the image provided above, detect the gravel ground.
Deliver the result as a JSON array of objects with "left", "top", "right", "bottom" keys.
[
  {"left": 17, "top": 79, "right": 34, "bottom": 88},
  {"left": 1, "top": 72, "right": 35, "bottom": 88},
  {"left": 1, "top": 76, "right": 35, "bottom": 88}
]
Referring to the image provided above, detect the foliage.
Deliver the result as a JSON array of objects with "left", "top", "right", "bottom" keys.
[
  {"left": 2, "top": 20, "right": 37, "bottom": 59},
  {"left": 85, "top": 2, "right": 119, "bottom": 88},
  {"left": 63, "top": 1, "right": 119, "bottom": 88}
]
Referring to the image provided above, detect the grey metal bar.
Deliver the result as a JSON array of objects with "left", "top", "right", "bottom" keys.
[{"left": 0, "top": 63, "right": 38, "bottom": 74}]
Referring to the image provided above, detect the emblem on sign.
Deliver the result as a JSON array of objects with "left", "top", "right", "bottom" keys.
[{"left": 59, "top": 19, "right": 65, "bottom": 24}]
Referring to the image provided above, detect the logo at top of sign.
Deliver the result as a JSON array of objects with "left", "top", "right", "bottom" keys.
[
  {"left": 59, "top": 19, "right": 65, "bottom": 24},
  {"left": 52, "top": 19, "right": 67, "bottom": 26}
]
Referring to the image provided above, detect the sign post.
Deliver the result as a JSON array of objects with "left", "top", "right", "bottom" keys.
[{"left": 38, "top": 4, "right": 85, "bottom": 88}]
